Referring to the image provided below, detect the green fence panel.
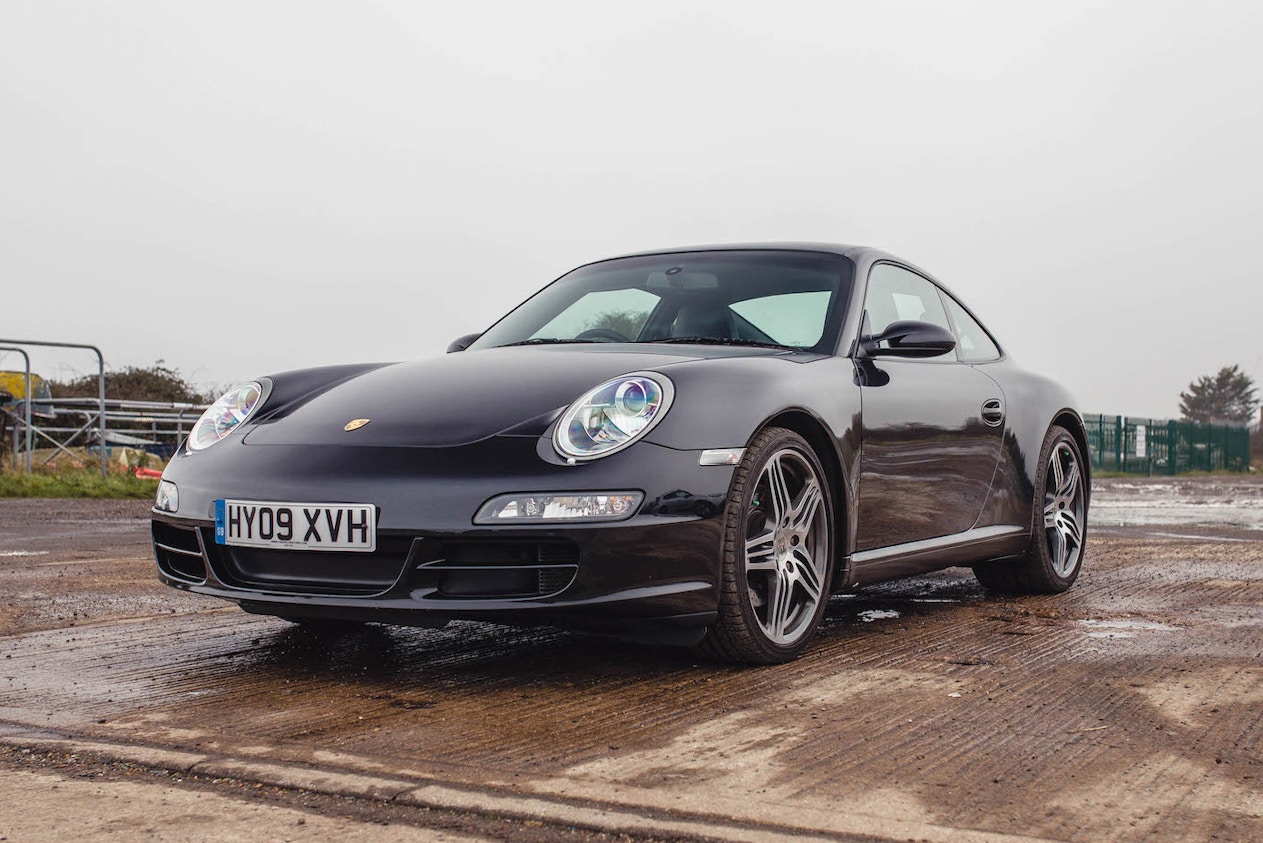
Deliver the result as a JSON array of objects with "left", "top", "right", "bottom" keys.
[{"left": 1085, "top": 413, "right": 1250, "bottom": 474}]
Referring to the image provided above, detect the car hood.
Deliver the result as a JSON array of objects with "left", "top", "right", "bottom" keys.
[{"left": 243, "top": 344, "right": 787, "bottom": 448}]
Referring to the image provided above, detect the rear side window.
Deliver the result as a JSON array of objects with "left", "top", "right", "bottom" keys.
[{"left": 941, "top": 293, "right": 1001, "bottom": 362}]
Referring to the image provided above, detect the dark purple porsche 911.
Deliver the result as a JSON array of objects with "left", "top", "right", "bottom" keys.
[{"left": 153, "top": 244, "right": 1089, "bottom": 663}]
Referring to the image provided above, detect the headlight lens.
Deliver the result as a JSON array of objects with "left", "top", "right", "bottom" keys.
[
  {"left": 187, "top": 382, "right": 264, "bottom": 452},
  {"left": 554, "top": 373, "right": 674, "bottom": 461}
]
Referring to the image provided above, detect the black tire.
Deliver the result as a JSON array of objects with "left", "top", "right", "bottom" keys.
[
  {"left": 699, "top": 427, "right": 835, "bottom": 664},
  {"left": 974, "top": 425, "right": 1088, "bottom": 594}
]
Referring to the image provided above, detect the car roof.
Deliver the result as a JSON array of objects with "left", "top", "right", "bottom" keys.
[
  {"left": 583, "top": 242, "right": 940, "bottom": 280},
  {"left": 587, "top": 241, "right": 950, "bottom": 291},
  {"left": 597, "top": 242, "right": 892, "bottom": 263}
]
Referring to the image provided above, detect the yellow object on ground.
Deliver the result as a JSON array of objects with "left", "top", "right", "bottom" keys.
[{"left": 0, "top": 371, "right": 52, "bottom": 402}]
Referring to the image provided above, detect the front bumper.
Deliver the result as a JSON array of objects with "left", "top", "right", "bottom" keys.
[{"left": 152, "top": 437, "right": 733, "bottom": 641}]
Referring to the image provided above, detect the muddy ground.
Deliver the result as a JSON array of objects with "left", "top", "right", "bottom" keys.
[{"left": 1, "top": 477, "right": 1261, "bottom": 842}]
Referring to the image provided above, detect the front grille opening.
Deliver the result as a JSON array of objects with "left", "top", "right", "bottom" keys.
[
  {"left": 205, "top": 536, "right": 416, "bottom": 597},
  {"left": 152, "top": 522, "right": 208, "bottom": 583},
  {"left": 413, "top": 539, "right": 579, "bottom": 600},
  {"left": 153, "top": 521, "right": 201, "bottom": 554},
  {"left": 437, "top": 568, "right": 542, "bottom": 598},
  {"left": 537, "top": 566, "right": 574, "bottom": 594},
  {"left": 443, "top": 540, "right": 578, "bottom": 567}
]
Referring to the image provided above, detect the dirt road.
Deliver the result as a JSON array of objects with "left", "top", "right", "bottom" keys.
[{"left": 1, "top": 478, "right": 1260, "bottom": 841}]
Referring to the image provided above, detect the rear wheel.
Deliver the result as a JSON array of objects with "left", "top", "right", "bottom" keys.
[
  {"left": 974, "top": 425, "right": 1087, "bottom": 594},
  {"left": 700, "top": 427, "right": 835, "bottom": 664}
]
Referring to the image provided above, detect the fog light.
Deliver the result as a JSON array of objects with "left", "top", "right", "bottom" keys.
[
  {"left": 155, "top": 480, "right": 179, "bottom": 513},
  {"left": 474, "top": 492, "right": 642, "bottom": 524}
]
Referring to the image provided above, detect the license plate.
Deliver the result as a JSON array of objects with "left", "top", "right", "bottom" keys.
[{"left": 214, "top": 500, "right": 377, "bottom": 552}]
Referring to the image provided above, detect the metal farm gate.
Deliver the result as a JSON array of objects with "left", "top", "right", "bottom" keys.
[{"left": 1084, "top": 414, "right": 1251, "bottom": 474}]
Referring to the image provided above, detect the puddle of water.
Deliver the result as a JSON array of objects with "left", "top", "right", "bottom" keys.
[
  {"left": 1091, "top": 483, "right": 1263, "bottom": 529},
  {"left": 1101, "top": 482, "right": 1181, "bottom": 493},
  {"left": 858, "top": 609, "right": 901, "bottom": 623}
]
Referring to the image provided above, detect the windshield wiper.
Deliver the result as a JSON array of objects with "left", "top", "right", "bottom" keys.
[
  {"left": 502, "top": 338, "right": 603, "bottom": 347},
  {"left": 648, "top": 336, "right": 798, "bottom": 350}
]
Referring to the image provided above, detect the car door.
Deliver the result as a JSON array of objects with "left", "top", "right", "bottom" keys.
[{"left": 854, "top": 263, "right": 1004, "bottom": 552}]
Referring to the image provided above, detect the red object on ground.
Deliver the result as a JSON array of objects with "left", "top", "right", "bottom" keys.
[{"left": 134, "top": 467, "right": 163, "bottom": 479}]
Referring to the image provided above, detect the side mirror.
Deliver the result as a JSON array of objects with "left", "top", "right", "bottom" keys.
[
  {"left": 861, "top": 320, "right": 956, "bottom": 358},
  {"left": 446, "top": 332, "right": 482, "bottom": 353}
]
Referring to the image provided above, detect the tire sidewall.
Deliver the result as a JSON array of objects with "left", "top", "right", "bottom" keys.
[
  {"left": 724, "top": 428, "right": 835, "bottom": 661},
  {"left": 1030, "top": 425, "right": 1087, "bottom": 589}
]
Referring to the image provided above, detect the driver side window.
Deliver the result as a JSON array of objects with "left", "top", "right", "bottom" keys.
[{"left": 864, "top": 264, "right": 953, "bottom": 345}]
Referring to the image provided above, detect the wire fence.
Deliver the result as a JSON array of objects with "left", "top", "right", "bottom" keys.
[
  {"left": 2, "top": 397, "right": 205, "bottom": 471},
  {"left": 1084, "top": 414, "right": 1252, "bottom": 474},
  {"left": 1, "top": 337, "right": 108, "bottom": 476}
]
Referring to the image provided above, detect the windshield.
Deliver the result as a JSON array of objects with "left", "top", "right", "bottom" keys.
[{"left": 469, "top": 250, "right": 854, "bottom": 353}]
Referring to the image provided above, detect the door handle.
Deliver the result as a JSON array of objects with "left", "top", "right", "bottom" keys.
[{"left": 981, "top": 398, "right": 1004, "bottom": 427}]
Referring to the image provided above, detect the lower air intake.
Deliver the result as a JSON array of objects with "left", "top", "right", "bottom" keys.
[{"left": 412, "top": 539, "right": 580, "bottom": 599}]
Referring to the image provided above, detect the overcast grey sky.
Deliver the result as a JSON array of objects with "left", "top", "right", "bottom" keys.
[{"left": 2, "top": 0, "right": 1261, "bottom": 419}]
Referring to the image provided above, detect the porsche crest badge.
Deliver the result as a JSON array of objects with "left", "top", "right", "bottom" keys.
[{"left": 344, "top": 418, "right": 371, "bottom": 432}]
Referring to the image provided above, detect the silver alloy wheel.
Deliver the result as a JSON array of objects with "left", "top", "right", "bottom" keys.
[
  {"left": 743, "top": 448, "right": 829, "bottom": 645},
  {"left": 1044, "top": 441, "right": 1085, "bottom": 578}
]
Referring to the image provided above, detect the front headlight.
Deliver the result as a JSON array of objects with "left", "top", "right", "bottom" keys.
[
  {"left": 554, "top": 373, "right": 674, "bottom": 461},
  {"left": 187, "top": 382, "right": 264, "bottom": 452}
]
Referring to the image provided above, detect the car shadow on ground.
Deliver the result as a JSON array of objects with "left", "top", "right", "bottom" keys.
[{"left": 221, "top": 569, "right": 996, "bottom": 689}]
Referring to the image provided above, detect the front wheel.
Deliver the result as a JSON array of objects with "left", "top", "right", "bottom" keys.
[
  {"left": 699, "top": 427, "right": 835, "bottom": 664},
  {"left": 974, "top": 424, "right": 1088, "bottom": 594}
]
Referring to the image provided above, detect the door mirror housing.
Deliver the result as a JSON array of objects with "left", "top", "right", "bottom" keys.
[
  {"left": 446, "top": 332, "right": 482, "bottom": 353},
  {"left": 861, "top": 320, "right": 956, "bottom": 358}
]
